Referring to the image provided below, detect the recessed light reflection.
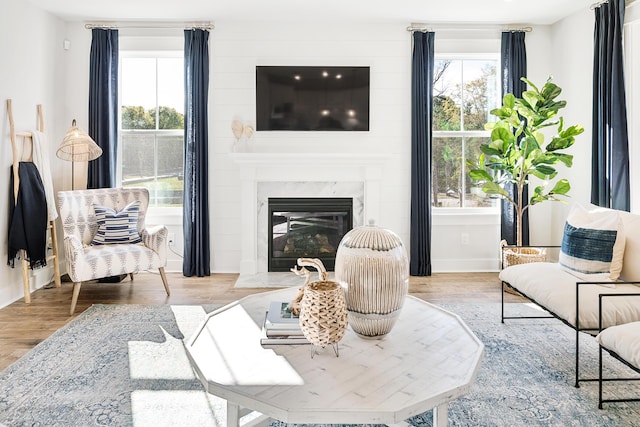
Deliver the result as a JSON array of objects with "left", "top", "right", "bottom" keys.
[
  {"left": 294, "top": 75, "right": 301, "bottom": 80},
  {"left": 321, "top": 109, "right": 330, "bottom": 116},
  {"left": 336, "top": 74, "right": 342, "bottom": 79},
  {"left": 322, "top": 71, "right": 329, "bottom": 77},
  {"left": 347, "top": 109, "right": 356, "bottom": 117}
]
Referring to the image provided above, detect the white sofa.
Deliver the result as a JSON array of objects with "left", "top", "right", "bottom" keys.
[{"left": 499, "top": 208, "right": 640, "bottom": 387}]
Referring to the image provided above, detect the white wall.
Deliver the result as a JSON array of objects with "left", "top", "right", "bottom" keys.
[
  {"left": 209, "top": 21, "right": 412, "bottom": 272},
  {"left": 0, "top": 0, "right": 66, "bottom": 307},
  {"left": 544, "top": 8, "right": 598, "bottom": 242}
]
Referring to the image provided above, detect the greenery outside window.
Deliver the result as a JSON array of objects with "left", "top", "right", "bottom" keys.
[
  {"left": 432, "top": 55, "right": 500, "bottom": 209},
  {"left": 119, "top": 52, "right": 184, "bottom": 208}
]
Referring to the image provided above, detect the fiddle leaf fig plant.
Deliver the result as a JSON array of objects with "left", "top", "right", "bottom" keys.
[{"left": 468, "top": 77, "right": 584, "bottom": 246}]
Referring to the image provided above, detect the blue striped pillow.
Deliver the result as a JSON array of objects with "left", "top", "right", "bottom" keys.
[
  {"left": 91, "top": 201, "right": 142, "bottom": 245},
  {"left": 558, "top": 205, "right": 625, "bottom": 281}
]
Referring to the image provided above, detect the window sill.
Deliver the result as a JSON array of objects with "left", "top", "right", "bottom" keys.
[
  {"left": 146, "top": 206, "right": 182, "bottom": 226},
  {"left": 432, "top": 207, "right": 500, "bottom": 226}
]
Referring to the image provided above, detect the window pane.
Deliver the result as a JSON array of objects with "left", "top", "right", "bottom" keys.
[
  {"left": 155, "top": 134, "right": 184, "bottom": 207},
  {"left": 157, "top": 58, "right": 185, "bottom": 130},
  {"left": 122, "top": 133, "right": 155, "bottom": 181},
  {"left": 120, "top": 53, "right": 184, "bottom": 207},
  {"left": 121, "top": 132, "right": 184, "bottom": 207},
  {"left": 464, "top": 137, "right": 496, "bottom": 208},
  {"left": 462, "top": 60, "right": 498, "bottom": 131},
  {"left": 433, "top": 60, "right": 461, "bottom": 131},
  {"left": 121, "top": 58, "right": 157, "bottom": 129},
  {"left": 432, "top": 137, "right": 462, "bottom": 207}
]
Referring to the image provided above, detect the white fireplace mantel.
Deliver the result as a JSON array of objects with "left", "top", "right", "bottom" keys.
[{"left": 229, "top": 152, "right": 387, "bottom": 275}]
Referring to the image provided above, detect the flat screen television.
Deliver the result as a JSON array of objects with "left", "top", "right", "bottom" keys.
[{"left": 256, "top": 66, "right": 370, "bottom": 131}]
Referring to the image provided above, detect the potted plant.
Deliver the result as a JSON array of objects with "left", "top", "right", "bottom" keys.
[{"left": 468, "top": 77, "right": 584, "bottom": 250}]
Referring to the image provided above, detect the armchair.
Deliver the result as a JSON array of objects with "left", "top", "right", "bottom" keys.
[{"left": 57, "top": 188, "right": 170, "bottom": 314}]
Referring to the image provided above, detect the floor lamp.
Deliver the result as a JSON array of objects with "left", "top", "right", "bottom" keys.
[{"left": 56, "top": 119, "right": 103, "bottom": 190}]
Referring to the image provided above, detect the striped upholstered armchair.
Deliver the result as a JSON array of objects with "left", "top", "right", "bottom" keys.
[{"left": 57, "top": 188, "right": 170, "bottom": 314}]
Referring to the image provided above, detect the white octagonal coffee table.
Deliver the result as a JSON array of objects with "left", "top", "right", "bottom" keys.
[{"left": 185, "top": 287, "right": 483, "bottom": 427}]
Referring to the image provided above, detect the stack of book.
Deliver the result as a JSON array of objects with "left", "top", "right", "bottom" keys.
[{"left": 261, "top": 301, "right": 309, "bottom": 345}]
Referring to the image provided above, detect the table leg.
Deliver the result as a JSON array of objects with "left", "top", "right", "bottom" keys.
[
  {"left": 227, "top": 401, "right": 240, "bottom": 427},
  {"left": 433, "top": 402, "right": 448, "bottom": 427}
]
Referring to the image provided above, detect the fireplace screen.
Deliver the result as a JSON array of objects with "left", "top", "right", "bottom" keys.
[{"left": 268, "top": 197, "right": 353, "bottom": 272}]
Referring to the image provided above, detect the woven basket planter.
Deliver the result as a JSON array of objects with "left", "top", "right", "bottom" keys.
[
  {"left": 334, "top": 222, "right": 409, "bottom": 339},
  {"left": 501, "top": 240, "right": 547, "bottom": 268},
  {"left": 291, "top": 258, "right": 348, "bottom": 357}
]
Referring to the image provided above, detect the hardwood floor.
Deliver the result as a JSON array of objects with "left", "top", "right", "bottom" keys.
[{"left": 0, "top": 271, "right": 522, "bottom": 371}]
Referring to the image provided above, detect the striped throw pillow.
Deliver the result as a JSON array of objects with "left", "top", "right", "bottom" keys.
[
  {"left": 559, "top": 205, "right": 625, "bottom": 282},
  {"left": 91, "top": 201, "right": 142, "bottom": 245}
]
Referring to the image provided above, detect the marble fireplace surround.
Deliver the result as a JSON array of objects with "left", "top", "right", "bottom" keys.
[{"left": 230, "top": 152, "right": 386, "bottom": 287}]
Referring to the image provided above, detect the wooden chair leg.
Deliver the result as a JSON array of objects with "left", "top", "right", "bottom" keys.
[
  {"left": 21, "top": 250, "right": 30, "bottom": 304},
  {"left": 50, "top": 220, "right": 61, "bottom": 288},
  {"left": 129, "top": 273, "right": 134, "bottom": 281},
  {"left": 70, "top": 282, "right": 82, "bottom": 315},
  {"left": 159, "top": 267, "right": 170, "bottom": 296}
]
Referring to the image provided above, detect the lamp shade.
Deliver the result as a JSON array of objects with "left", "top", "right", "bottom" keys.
[{"left": 56, "top": 119, "right": 102, "bottom": 162}]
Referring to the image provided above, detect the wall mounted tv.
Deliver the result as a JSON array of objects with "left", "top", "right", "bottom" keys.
[{"left": 256, "top": 66, "right": 370, "bottom": 131}]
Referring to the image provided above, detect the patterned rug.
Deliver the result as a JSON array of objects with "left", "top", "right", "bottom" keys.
[{"left": 1, "top": 302, "right": 639, "bottom": 426}]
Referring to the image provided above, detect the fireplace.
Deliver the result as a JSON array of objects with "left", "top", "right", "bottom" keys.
[{"left": 268, "top": 197, "right": 353, "bottom": 272}]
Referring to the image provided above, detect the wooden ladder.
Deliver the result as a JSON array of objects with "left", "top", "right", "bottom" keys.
[{"left": 7, "top": 99, "right": 61, "bottom": 303}]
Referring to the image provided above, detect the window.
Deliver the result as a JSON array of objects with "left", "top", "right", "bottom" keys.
[
  {"left": 119, "top": 53, "right": 184, "bottom": 207},
  {"left": 432, "top": 56, "right": 500, "bottom": 208}
]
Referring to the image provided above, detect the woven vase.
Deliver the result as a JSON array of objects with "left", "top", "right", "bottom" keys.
[
  {"left": 334, "top": 222, "right": 409, "bottom": 339},
  {"left": 292, "top": 258, "right": 348, "bottom": 357}
]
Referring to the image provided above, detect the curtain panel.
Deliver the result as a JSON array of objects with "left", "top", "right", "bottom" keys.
[
  {"left": 592, "top": 0, "right": 630, "bottom": 211},
  {"left": 410, "top": 31, "right": 435, "bottom": 276},
  {"left": 183, "top": 29, "right": 211, "bottom": 277},
  {"left": 87, "top": 28, "right": 118, "bottom": 189},
  {"left": 500, "top": 31, "right": 529, "bottom": 245}
]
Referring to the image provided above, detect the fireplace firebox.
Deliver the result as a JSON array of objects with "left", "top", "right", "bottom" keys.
[{"left": 268, "top": 197, "right": 353, "bottom": 272}]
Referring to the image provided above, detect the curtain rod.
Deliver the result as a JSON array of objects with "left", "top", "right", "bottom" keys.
[
  {"left": 406, "top": 24, "right": 532, "bottom": 33},
  {"left": 85, "top": 22, "right": 214, "bottom": 31},
  {"left": 590, "top": 0, "right": 609, "bottom": 9}
]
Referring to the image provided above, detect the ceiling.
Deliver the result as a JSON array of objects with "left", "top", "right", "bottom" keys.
[{"left": 28, "top": 0, "right": 595, "bottom": 26}]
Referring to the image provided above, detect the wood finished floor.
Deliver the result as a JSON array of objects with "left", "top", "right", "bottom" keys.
[{"left": 0, "top": 271, "right": 523, "bottom": 371}]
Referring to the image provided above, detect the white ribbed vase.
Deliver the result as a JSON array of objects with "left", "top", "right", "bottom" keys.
[{"left": 334, "top": 223, "right": 409, "bottom": 339}]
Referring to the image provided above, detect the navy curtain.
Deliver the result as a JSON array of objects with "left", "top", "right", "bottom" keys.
[
  {"left": 183, "top": 29, "right": 211, "bottom": 277},
  {"left": 88, "top": 29, "right": 118, "bottom": 189},
  {"left": 410, "top": 31, "right": 434, "bottom": 276},
  {"left": 500, "top": 31, "right": 529, "bottom": 246},
  {"left": 592, "top": 0, "right": 630, "bottom": 211}
]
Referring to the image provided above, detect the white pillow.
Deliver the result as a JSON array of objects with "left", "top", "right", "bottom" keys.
[{"left": 558, "top": 204, "right": 625, "bottom": 282}]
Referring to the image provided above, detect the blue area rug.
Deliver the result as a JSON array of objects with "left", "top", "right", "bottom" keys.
[{"left": 0, "top": 302, "right": 639, "bottom": 426}]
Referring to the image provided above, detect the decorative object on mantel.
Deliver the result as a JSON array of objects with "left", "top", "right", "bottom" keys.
[
  {"left": 334, "top": 220, "right": 409, "bottom": 339},
  {"left": 231, "top": 119, "right": 254, "bottom": 152},
  {"left": 291, "top": 258, "right": 348, "bottom": 357}
]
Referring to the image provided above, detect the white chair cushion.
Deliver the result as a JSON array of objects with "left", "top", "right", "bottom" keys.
[
  {"left": 619, "top": 210, "right": 640, "bottom": 282},
  {"left": 499, "top": 262, "right": 640, "bottom": 329},
  {"left": 597, "top": 321, "right": 640, "bottom": 370},
  {"left": 73, "top": 244, "right": 163, "bottom": 280}
]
